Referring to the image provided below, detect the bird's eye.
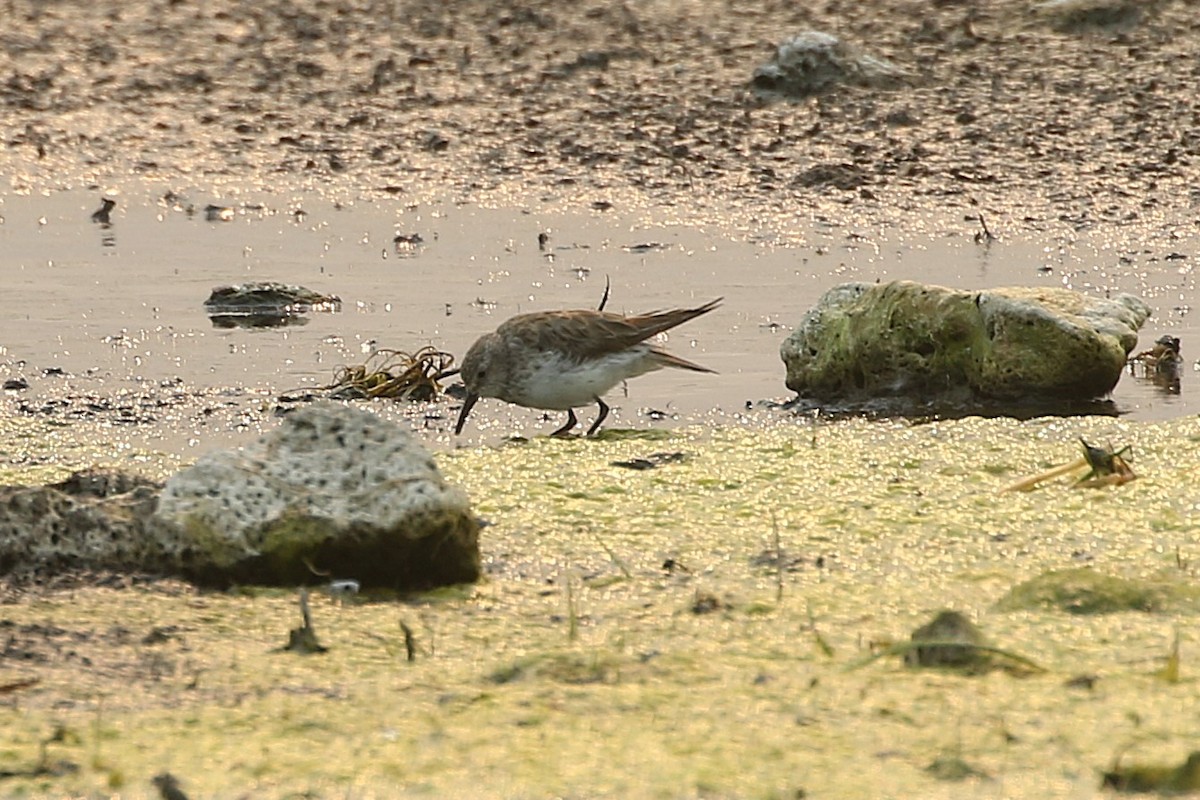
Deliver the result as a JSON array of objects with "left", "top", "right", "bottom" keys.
[{"left": 476, "top": 369, "right": 486, "bottom": 381}]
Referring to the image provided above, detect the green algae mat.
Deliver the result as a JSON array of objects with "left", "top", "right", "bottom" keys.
[{"left": 2, "top": 414, "right": 1199, "bottom": 798}]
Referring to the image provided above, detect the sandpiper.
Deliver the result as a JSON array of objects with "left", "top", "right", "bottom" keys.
[
  {"left": 90, "top": 198, "right": 116, "bottom": 225},
  {"left": 454, "top": 297, "right": 721, "bottom": 437}
]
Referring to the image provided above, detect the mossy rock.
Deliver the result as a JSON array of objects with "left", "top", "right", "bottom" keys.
[
  {"left": 488, "top": 651, "right": 623, "bottom": 685},
  {"left": 994, "top": 568, "right": 1200, "bottom": 615},
  {"left": 591, "top": 428, "right": 674, "bottom": 442},
  {"left": 780, "top": 281, "right": 1149, "bottom": 404},
  {"left": 1102, "top": 751, "right": 1200, "bottom": 793},
  {"left": 925, "top": 754, "right": 990, "bottom": 782}
]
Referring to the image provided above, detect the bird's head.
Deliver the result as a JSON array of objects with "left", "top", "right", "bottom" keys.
[
  {"left": 455, "top": 332, "right": 507, "bottom": 435},
  {"left": 459, "top": 332, "right": 508, "bottom": 399}
]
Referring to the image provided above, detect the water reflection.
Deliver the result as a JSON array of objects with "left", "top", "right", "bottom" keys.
[{"left": 775, "top": 395, "right": 1121, "bottom": 421}]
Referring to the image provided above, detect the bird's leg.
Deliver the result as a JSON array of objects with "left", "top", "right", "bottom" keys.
[
  {"left": 551, "top": 408, "right": 580, "bottom": 437},
  {"left": 586, "top": 397, "right": 610, "bottom": 437}
]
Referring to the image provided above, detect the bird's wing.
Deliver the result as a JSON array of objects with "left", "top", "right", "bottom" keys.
[{"left": 503, "top": 298, "right": 721, "bottom": 361}]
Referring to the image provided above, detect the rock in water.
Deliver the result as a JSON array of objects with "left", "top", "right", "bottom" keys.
[
  {"left": 203, "top": 281, "right": 341, "bottom": 313},
  {"left": 780, "top": 281, "right": 1150, "bottom": 404},
  {"left": 154, "top": 402, "right": 480, "bottom": 588}
]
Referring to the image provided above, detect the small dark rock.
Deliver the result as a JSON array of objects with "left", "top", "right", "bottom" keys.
[
  {"left": 610, "top": 452, "right": 688, "bottom": 470},
  {"left": 691, "top": 592, "right": 724, "bottom": 614},
  {"left": 1064, "top": 673, "right": 1099, "bottom": 690},
  {"left": 152, "top": 772, "right": 190, "bottom": 800},
  {"left": 905, "top": 610, "right": 989, "bottom": 669},
  {"left": 925, "top": 755, "right": 990, "bottom": 782}
]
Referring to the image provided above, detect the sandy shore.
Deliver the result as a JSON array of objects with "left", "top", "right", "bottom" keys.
[{"left": 2, "top": 0, "right": 1197, "bottom": 236}]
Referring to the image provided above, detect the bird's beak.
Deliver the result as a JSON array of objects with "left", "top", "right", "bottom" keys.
[{"left": 454, "top": 392, "right": 479, "bottom": 435}]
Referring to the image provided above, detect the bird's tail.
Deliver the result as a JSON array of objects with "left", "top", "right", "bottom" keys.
[
  {"left": 628, "top": 297, "right": 723, "bottom": 340},
  {"left": 650, "top": 347, "right": 717, "bottom": 373}
]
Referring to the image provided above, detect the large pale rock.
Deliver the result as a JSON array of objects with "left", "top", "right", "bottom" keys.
[
  {"left": 153, "top": 402, "right": 480, "bottom": 588},
  {"left": 780, "top": 281, "right": 1150, "bottom": 403}
]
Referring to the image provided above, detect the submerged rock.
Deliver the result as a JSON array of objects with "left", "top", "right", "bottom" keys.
[
  {"left": 204, "top": 281, "right": 340, "bottom": 311},
  {"left": 154, "top": 402, "right": 480, "bottom": 588},
  {"left": 779, "top": 281, "right": 1150, "bottom": 406},
  {"left": 750, "top": 31, "right": 910, "bottom": 99},
  {"left": 925, "top": 754, "right": 991, "bottom": 782},
  {"left": 204, "top": 281, "right": 341, "bottom": 329}
]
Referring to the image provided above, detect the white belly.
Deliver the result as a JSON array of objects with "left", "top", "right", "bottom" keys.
[{"left": 507, "top": 346, "right": 660, "bottom": 410}]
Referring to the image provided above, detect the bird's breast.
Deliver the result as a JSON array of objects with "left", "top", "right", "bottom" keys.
[{"left": 502, "top": 346, "right": 660, "bottom": 410}]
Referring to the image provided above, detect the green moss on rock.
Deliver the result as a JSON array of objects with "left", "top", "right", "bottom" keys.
[{"left": 995, "top": 568, "right": 1200, "bottom": 614}]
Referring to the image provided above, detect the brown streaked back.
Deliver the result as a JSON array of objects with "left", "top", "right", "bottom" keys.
[{"left": 499, "top": 297, "right": 722, "bottom": 362}]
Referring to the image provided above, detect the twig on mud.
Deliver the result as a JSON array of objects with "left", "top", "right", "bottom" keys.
[
  {"left": 400, "top": 620, "right": 417, "bottom": 662},
  {"left": 592, "top": 531, "right": 633, "bottom": 579},
  {"left": 847, "top": 640, "right": 1046, "bottom": 676},
  {"left": 973, "top": 213, "right": 996, "bottom": 245},
  {"left": 772, "top": 510, "right": 785, "bottom": 605},
  {"left": 1001, "top": 439, "right": 1136, "bottom": 492},
  {"left": 807, "top": 604, "right": 835, "bottom": 658},
  {"left": 1157, "top": 630, "right": 1180, "bottom": 684},
  {"left": 280, "top": 588, "right": 328, "bottom": 654},
  {"left": 566, "top": 571, "right": 580, "bottom": 642},
  {"left": 0, "top": 677, "right": 39, "bottom": 695}
]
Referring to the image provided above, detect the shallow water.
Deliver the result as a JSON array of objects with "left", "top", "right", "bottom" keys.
[{"left": 0, "top": 187, "right": 1194, "bottom": 448}]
